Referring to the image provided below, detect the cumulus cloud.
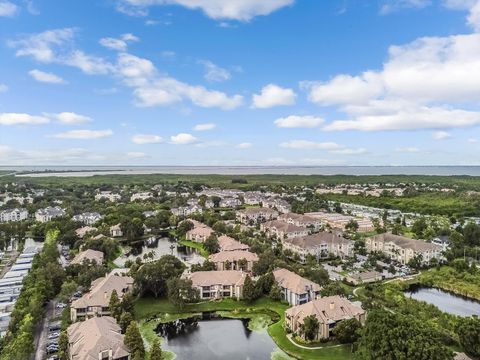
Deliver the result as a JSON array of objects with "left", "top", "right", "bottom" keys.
[
  {"left": 170, "top": 133, "right": 197, "bottom": 144},
  {"left": 131, "top": 134, "right": 163, "bottom": 144},
  {"left": 200, "top": 60, "right": 231, "bottom": 82},
  {"left": 29, "top": 69, "right": 66, "bottom": 84},
  {"left": 115, "top": 0, "right": 295, "bottom": 21},
  {"left": 236, "top": 142, "right": 252, "bottom": 149},
  {"left": 274, "top": 115, "right": 324, "bottom": 128},
  {"left": 252, "top": 84, "right": 296, "bottom": 108},
  {"left": 99, "top": 33, "right": 139, "bottom": 51},
  {"left": 117, "top": 53, "right": 243, "bottom": 109},
  {"left": 0, "top": 113, "right": 50, "bottom": 125},
  {"left": 50, "top": 129, "right": 113, "bottom": 139},
  {"left": 45, "top": 112, "right": 92, "bottom": 125},
  {"left": 193, "top": 123, "right": 216, "bottom": 131},
  {"left": 0, "top": 1, "right": 18, "bottom": 17},
  {"left": 306, "top": 30, "right": 480, "bottom": 132},
  {"left": 432, "top": 130, "right": 451, "bottom": 140}
]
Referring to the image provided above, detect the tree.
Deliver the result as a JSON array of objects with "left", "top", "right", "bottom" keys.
[
  {"left": 256, "top": 272, "right": 275, "bottom": 295},
  {"left": 345, "top": 220, "right": 359, "bottom": 233},
  {"left": 269, "top": 282, "right": 283, "bottom": 301},
  {"left": 320, "top": 282, "right": 346, "bottom": 297},
  {"left": 177, "top": 220, "right": 194, "bottom": 238},
  {"left": 109, "top": 289, "right": 122, "bottom": 321},
  {"left": 355, "top": 310, "right": 454, "bottom": 360},
  {"left": 252, "top": 250, "right": 275, "bottom": 276},
  {"left": 121, "top": 292, "right": 135, "bottom": 314},
  {"left": 407, "top": 254, "right": 423, "bottom": 270},
  {"left": 124, "top": 321, "right": 145, "bottom": 358},
  {"left": 332, "top": 318, "right": 361, "bottom": 344},
  {"left": 58, "top": 331, "right": 69, "bottom": 360},
  {"left": 456, "top": 316, "right": 480, "bottom": 358},
  {"left": 204, "top": 234, "right": 219, "bottom": 253},
  {"left": 211, "top": 196, "right": 221, "bottom": 208},
  {"left": 242, "top": 275, "right": 258, "bottom": 302},
  {"left": 135, "top": 255, "right": 186, "bottom": 297},
  {"left": 301, "top": 315, "right": 319, "bottom": 341},
  {"left": 150, "top": 338, "right": 162, "bottom": 360},
  {"left": 238, "top": 258, "right": 248, "bottom": 271},
  {"left": 167, "top": 277, "right": 199, "bottom": 308},
  {"left": 412, "top": 217, "right": 427, "bottom": 238},
  {"left": 119, "top": 312, "right": 134, "bottom": 333}
]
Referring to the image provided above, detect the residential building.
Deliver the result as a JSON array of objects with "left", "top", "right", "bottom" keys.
[
  {"left": 70, "top": 249, "right": 104, "bottom": 266},
  {"left": 306, "top": 212, "right": 375, "bottom": 232},
  {"left": 171, "top": 204, "right": 203, "bottom": 217},
  {"left": 130, "top": 192, "right": 154, "bottom": 202},
  {"left": 273, "top": 268, "right": 322, "bottom": 305},
  {"left": 0, "top": 208, "right": 28, "bottom": 222},
  {"left": 110, "top": 223, "right": 123, "bottom": 238},
  {"left": 70, "top": 271, "right": 134, "bottom": 322},
  {"left": 188, "top": 270, "right": 246, "bottom": 300},
  {"left": 75, "top": 226, "right": 97, "bottom": 239},
  {"left": 67, "top": 316, "right": 130, "bottom": 360},
  {"left": 186, "top": 221, "right": 214, "bottom": 243},
  {"left": 278, "top": 213, "right": 322, "bottom": 231},
  {"left": 283, "top": 232, "right": 354, "bottom": 262},
  {"left": 285, "top": 296, "right": 366, "bottom": 340},
  {"left": 35, "top": 206, "right": 66, "bottom": 223},
  {"left": 218, "top": 235, "right": 250, "bottom": 252},
  {"left": 236, "top": 207, "right": 278, "bottom": 224},
  {"left": 263, "top": 197, "right": 291, "bottom": 213},
  {"left": 366, "top": 233, "right": 444, "bottom": 265},
  {"left": 219, "top": 197, "right": 242, "bottom": 208},
  {"left": 208, "top": 250, "right": 258, "bottom": 272},
  {"left": 72, "top": 212, "right": 103, "bottom": 225},
  {"left": 95, "top": 191, "right": 121, "bottom": 202},
  {"left": 346, "top": 270, "right": 384, "bottom": 285},
  {"left": 261, "top": 220, "right": 309, "bottom": 239}
]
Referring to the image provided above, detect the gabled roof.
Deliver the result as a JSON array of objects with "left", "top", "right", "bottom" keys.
[
  {"left": 67, "top": 316, "right": 130, "bottom": 360},
  {"left": 284, "top": 232, "right": 352, "bottom": 249},
  {"left": 189, "top": 270, "right": 246, "bottom": 287},
  {"left": 209, "top": 250, "right": 258, "bottom": 263},
  {"left": 218, "top": 235, "right": 250, "bottom": 251},
  {"left": 273, "top": 268, "right": 321, "bottom": 294},
  {"left": 369, "top": 233, "right": 442, "bottom": 252},
  {"left": 70, "top": 249, "right": 104, "bottom": 265},
  {"left": 285, "top": 295, "right": 365, "bottom": 325}
]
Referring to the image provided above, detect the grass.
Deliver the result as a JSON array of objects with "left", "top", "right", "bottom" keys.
[
  {"left": 418, "top": 266, "right": 480, "bottom": 300},
  {"left": 177, "top": 239, "right": 209, "bottom": 258},
  {"left": 135, "top": 297, "right": 353, "bottom": 359}
]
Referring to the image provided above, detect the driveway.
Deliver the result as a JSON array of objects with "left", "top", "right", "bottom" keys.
[{"left": 34, "top": 300, "right": 55, "bottom": 360}]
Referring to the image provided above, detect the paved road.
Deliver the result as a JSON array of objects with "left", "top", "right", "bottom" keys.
[{"left": 33, "top": 300, "right": 55, "bottom": 360}]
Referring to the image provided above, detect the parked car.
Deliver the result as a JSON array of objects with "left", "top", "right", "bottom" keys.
[
  {"left": 48, "top": 332, "right": 60, "bottom": 339},
  {"left": 56, "top": 302, "right": 67, "bottom": 309},
  {"left": 46, "top": 345, "right": 59, "bottom": 354},
  {"left": 48, "top": 324, "right": 61, "bottom": 332}
]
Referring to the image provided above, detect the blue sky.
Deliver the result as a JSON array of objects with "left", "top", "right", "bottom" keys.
[{"left": 1, "top": 0, "right": 480, "bottom": 166}]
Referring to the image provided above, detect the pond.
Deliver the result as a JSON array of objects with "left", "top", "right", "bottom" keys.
[
  {"left": 405, "top": 285, "right": 480, "bottom": 317},
  {"left": 114, "top": 237, "right": 204, "bottom": 267},
  {"left": 155, "top": 313, "right": 291, "bottom": 360}
]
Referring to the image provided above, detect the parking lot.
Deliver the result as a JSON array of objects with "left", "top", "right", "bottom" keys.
[{"left": 34, "top": 300, "right": 68, "bottom": 360}]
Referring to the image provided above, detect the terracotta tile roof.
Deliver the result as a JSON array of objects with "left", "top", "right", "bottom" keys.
[
  {"left": 370, "top": 233, "right": 442, "bottom": 251},
  {"left": 189, "top": 270, "right": 247, "bottom": 287},
  {"left": 217, "top": 235, "right": 250, "bottom": 251},
  {"left": 284, "top": 232, "right": 351, "bottom": 249},
  {"left": 209, "top": 250, "right": 258, "bottom": 263},
  {"left": 70, "top": 249, "right": 104, "bottom": 265}
]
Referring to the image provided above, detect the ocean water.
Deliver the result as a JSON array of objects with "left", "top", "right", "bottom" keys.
[{"left": 3, "top": 165, "right": 480, "bottom": 177}]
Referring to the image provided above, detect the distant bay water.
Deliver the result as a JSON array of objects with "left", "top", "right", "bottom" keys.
[{"left": 2, "top": 166, "right": 480, "bottom": 177}]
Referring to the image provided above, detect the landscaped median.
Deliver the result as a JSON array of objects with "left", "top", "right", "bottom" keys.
[{"left": 135, "top": 297, "right": 353, "bottom": 360}]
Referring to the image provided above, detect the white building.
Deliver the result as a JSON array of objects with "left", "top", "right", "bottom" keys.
[
  {"left": 0, "top": 208, "right": 28, "bottom": 222},
  {"left": 35, "top": 206, "right": 66, "bottom": 223}
]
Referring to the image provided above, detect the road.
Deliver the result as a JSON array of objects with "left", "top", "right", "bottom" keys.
[{"left": 33, "top": 300, "right": 55, "bottom": 360}]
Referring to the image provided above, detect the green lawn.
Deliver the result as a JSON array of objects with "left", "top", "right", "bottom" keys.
[
  {"left": 177, "top": 239, "right": 209, "bottom": 258},
  {"left": 135, "top": 297, "right": 353, "bottom": 360}
]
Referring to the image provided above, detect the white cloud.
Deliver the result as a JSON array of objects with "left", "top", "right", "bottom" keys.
[
  {"left": 29, "top": 69, "right": 66, "bottom": 84},
  {"left": 444, "top": 0, "right": 480, "bottom": 31},
  {"left": 99, "top": 33, "right": 139, "bottom": 51},
  {"left": 50, "top": 129, "right": 113, "bottom": 139},
  {"left": 117, "top": 53, "right": 243, "bottom": 109},
  {"left": 195, "top": 140, "right": 227, "bottom": 147},
  {"left": 279, "top": 140, "right": 344, "bottom": 150},
  {"left": 468, "top": 137, "right": 478, "bottom": 143},
  {"left": 380, "top": 0, "right": 431, "bottom": 14},
  {"left": 0, "top": 1, "right": 18, "bottom": 17},
  {"left": 126, "top": 151, "right": 147, "bottom": 158},
  {"left": 116, "top": 0, "right": 295, "bottom": 21},
  {"left": 252, "top": 84, "right": 296, "bottom": 108},
  {"left": 324, "top": 100, "right": 480, "bottom": 131},
  {"left": 274, "top": 115, "right": 324, "bottom": 128},
  {"left": 432, "top": 130, "right": 451, "bottom": 140},
  {"left": 132, "top": 134, "right": 163, "bottom": 144},
  {"left": 199, "top": 60, "right": 231, "bottom": 82},
  {"left": 236, "top": 142, "right": 252, "bottom": 149},
  {"left": 0, "top": 113, "right": 50, "bottom": 125},
  {"left": 0, "top": 84, "right": 7, "bottom": 92},
  {"left": 46, "top": 112, "right": 92, "bottom": 125},
  {"left": 302, "top": 72, "right": 383, "bottom": 106},
  {"left": 395, "top": 146, "right": 420, "bottom": 153},
  {"left": 9, "top": 29, "right": 114, "bottom": 75},
  {"left": 170, "top": 133, "right": 197, "bottom": 144},
  {"left": 330, "top": 147, "right": 367, "bottom": 155},
  {"left": 193, "top": 123, "right": 216, "bottom": 131}
]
